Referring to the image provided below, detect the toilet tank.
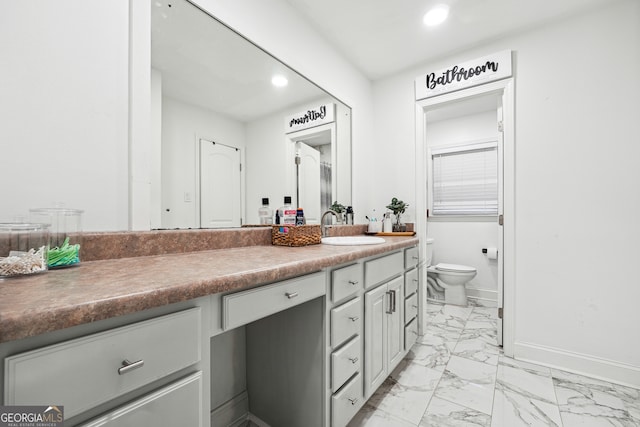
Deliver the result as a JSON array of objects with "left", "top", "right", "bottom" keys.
[{"left": 426, "top": 238, "right": 434, "bottom": 267}]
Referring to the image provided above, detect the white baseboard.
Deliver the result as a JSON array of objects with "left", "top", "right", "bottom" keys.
[
  {"left": 211, "top": 391, "right": 249, "bottom": 427},
  {"left": 465, "top": 287, "right": 497, "bottom": 307},
  {"left": 514, "top": 341, "right": 640, "bottom": 389}
]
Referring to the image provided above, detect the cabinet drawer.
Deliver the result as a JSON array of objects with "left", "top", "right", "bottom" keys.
[
  {"left": 331, "top": 336, "right": 361, "bottom": 393},
  {"left": 405, "top": 292, "right": 418, "bottom": 324},
  {"left": 222, "top": 271, "right": 325, "bottom": 330},
  {"left": 5, "top": 308, "right": 201, "bottom": 419},
  {"left": 405, "top": 267, "right": 418, "bottom": 296},
  {"left": 331, "top": 373, "right": 363, "bottom": 427},
  {"left": 364, "top": 251, "right": 403, "bottom": 289},
  {"left": 405, "top": 246, "right": 419, "bottom": 269},
  {"left": 331, "top": 297, "right": 362, "bottom": 348},
  {"left": 405, "top": 317, "right": 418, "bottom": 350},
  {"left": 81, "top": 372, "right": 202, "bottom": 427},
  {"left": 331, "top": 263, "right": 362, "bottom": 303}
]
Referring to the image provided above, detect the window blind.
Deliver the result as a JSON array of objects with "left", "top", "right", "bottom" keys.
[{"left": 431, "top": 144, "right": 498, "bottom": 215}]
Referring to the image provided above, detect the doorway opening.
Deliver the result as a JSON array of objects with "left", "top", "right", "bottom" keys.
[
  {"left": 285, "top": 123, "right": 336, "bottom": 224},
  {"left": 415, "top": 79, "right": 514, "bottom": 354}
]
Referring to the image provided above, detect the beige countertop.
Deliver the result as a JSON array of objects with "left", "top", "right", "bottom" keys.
[{"left": 0, "top": 234, "right": 418, "bottom": 344}]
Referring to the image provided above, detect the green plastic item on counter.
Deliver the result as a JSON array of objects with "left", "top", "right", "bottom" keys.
[{"left": 48, "top": 237, "right": 80, "bottom": 268}]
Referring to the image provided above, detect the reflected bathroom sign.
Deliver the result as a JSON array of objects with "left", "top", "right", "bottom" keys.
[
  {"left": 285, "top": 103, "right": 335, "bottom": 133},
  {"left": 415, "top": 50, "right": 512, "bottom": 100}
]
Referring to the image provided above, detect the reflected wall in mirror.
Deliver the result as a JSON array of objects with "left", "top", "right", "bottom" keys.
[{"left": 151, "top": 0, "right": 351, "bottom": 229}]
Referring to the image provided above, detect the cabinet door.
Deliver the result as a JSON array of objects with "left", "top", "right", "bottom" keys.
[
  {"left": 364, "top": 284, "right": 388, "bottom": 398},
  {"left": 386, "top": 276, "right": 405, "bottom": 370}
]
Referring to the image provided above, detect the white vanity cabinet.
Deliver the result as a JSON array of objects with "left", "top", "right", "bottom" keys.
[
  {"left": 3, "top": 307, "right": 204, "bottom": 427},
  {"left": 362, "top": 251, "right": 405, "bottom": 399},
  {"left": 364, "top": 275, "right": 404, "bottom": 397},
  {"left": 327, "top": 263, "right": 364, "bottom": 427}
]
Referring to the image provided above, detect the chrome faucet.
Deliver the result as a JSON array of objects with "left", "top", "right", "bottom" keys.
[{"left": 321, "top": 209, "right": 342, "bottom": 237}]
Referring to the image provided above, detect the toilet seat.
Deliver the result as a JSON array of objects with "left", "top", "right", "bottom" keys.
[{"left": 434, "top": 263, "right": 476, "bottom": 273}]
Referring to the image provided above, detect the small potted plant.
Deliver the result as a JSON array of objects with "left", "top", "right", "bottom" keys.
[
  {"left": 330, "top": 201, "right": 346, "bottom": 224},
  {"left": 386, "top": 197, "right": 409, "bottom": 232}
]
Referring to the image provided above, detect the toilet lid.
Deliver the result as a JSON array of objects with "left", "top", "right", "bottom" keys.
[{"left": 435, "top": 263, "right": 476, "bottom": 273}]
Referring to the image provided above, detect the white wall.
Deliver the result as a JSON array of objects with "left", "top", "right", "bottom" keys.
[
  {"left": 161, "top": 97, "right": 245, "bottom": 229},
  {"left": 373, "top": 0, "right": 640, "bottom": 386},
  {"left": 245, "top": 111, "right": 289, "bottom": 225},
  {"left": 1, "top": 0, "right": 130, "bottom": 231},
  {"left": 427, "top": 111, "right": 499, "bottom": 302}
]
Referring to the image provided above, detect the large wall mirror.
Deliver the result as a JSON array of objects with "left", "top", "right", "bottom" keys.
[{"left": 151, "top": 0, "right": 352, "bottom": 229}]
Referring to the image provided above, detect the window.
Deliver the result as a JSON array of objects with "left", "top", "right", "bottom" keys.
[{"left": 431, "top": 140, "right": 498, "bottom": 216}]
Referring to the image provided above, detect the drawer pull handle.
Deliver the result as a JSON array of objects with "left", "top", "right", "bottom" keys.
[
  {"left": 413, "top": 278, "right": 419, "bottom": 282},
  {"left": 118, "top": 359, "right": 144, "bottom": 375},
  {"left": 348, "top": 280, "right": 359, "bottom": 285},
  {"left": 349, "top": 356, "right": 359, "bottom": 364},
  {"left": 348, "top": 316, "right": 359, "bottom": 322},
  {"left": 412, "top": 304, "right": 418, "bottom": 309},
  {"left": 348, "top": 397, "right": 358, "bottom": 405},
  {"left": 285, "top": 292, "right": 299, "bottom": 299},
  {"left": 412, "top": 256, "right": 419, "bottom": 259}
]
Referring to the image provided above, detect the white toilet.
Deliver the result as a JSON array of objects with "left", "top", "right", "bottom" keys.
[{"left": 426, "top": 238, "right": 477, "bottom": 306}]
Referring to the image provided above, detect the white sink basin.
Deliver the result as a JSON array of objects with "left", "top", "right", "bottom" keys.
[{"left": 321, "top": 236, "right": 386, "bottom": 246}]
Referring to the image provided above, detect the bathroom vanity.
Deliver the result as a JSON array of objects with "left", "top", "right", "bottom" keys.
[{"left": 0, "top": 229, "right": 419, "bottom": 427}]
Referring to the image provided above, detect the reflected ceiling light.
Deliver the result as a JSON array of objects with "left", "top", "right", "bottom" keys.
[
  {"left": 423, "top": 4, "right": 449, "bottom": 27},
  {"left": 271, "top": 75, "right": 289, "bottom": 87}
]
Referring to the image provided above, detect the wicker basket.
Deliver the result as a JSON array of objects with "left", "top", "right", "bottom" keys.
[{"left": 271, "top": 225, "right": 322, "bottom": 247}]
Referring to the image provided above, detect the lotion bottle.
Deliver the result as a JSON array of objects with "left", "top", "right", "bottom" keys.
[{"left": 258, "top": 198, "right": 273, "bottom": 225}]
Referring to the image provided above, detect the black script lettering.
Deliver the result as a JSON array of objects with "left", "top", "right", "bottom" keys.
[
  {"left": 486, "top": 61, "right": 498, "bottom": 72},
  {"left": 289, "top": 105, "right": 328, "bottom": 128},
  {"left": 425, "top": 73, "right": 437, "bottom": 89},
  {"left": 424, "top": 60, "right": 501, "bottom": 92}
]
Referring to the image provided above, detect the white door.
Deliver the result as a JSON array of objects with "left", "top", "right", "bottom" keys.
[
  {"left": 497, "top": 99, "right": 505, "bottom": 346},
  {"left": 296, "top": 142, "right": 321, "bottom": 223},
  {"left": 200, "top": 139, "right": 241, "bottom": 228},
  {"left": 364, "top": 284, "right": 388, "bottom": 398}
]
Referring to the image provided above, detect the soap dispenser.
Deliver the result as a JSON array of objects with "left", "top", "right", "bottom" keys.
[{"left": 345, "top": 206, "right": 354, "bottom": 225}]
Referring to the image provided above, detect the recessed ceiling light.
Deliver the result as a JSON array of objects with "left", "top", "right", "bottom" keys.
[
  {"left": 423, "top": 4, "right": 449, "bottom": 27},
  {"left": 271, "top": 75, "right": 288, "bottom": 87}
]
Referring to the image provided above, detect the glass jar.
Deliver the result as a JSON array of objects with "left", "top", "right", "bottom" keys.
[
  {"left": 30, "top": 207, "right": 83, "bottom": 268},
  {"left": 0, "top": 222, "right": 50, "bottom": 278}
]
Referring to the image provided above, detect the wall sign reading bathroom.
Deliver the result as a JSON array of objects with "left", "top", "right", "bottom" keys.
[
  {"left": 285, "top": 103, "right": 335, "bottom": 133},
  {"left": 415, "top": 50, "right": 512, "bottom": 100}
]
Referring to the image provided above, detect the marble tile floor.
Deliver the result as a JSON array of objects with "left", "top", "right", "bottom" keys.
[{"left": 348, "top": 302, "right": 640, "bottom": 427}]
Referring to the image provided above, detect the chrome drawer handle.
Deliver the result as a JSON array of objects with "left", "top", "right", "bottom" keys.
[
  {"left": 348, "top": 316, "right": 359, "bottom": 322},
  {"left": 285, "top": 292, "right": 298, "bottom": 299},
  {"left": 413, "top": 278, "right": 418, "bottom": 282},
  {"left": 412, "top": 256, "right": 419, "bottom": 259},
  {"left": 118, "top": 359, "right": 144, "bottom": 375},
  {"left": 348, "top": 397, "right": 358, "bottom": 405},
  {"left": 348, "top": 280, "right": 359, "bottom": 285},
  {"left": 348, "top": 356, "right": 359, "bottom": 364},
  {"left": 412, "top": 304, "right": 418, "bottom": 309}
]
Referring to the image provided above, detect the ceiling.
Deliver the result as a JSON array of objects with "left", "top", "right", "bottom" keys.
[
  {"left": 152, "top": 0, "right": 328, "bottom": 122},
  {"left": 152, "top": 0, "right": 615, "bottom": 122},
  {"left": 284, "top": 0, "right": 616, "bottom": 80}
]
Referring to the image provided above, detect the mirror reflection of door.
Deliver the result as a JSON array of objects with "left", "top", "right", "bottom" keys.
[
  {"left": 287, "top": 123, "right": 335, "bottom": 224},
  {"left": 296, "top": 142, "right": 322, "bottom": 223},
  {"left": 200, "top": 139, "right": 242, "bottom": 228}
]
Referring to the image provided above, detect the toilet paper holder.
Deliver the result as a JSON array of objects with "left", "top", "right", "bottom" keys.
[{"left": 482, "top": 247, "right": 499, "bottom": 259}]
